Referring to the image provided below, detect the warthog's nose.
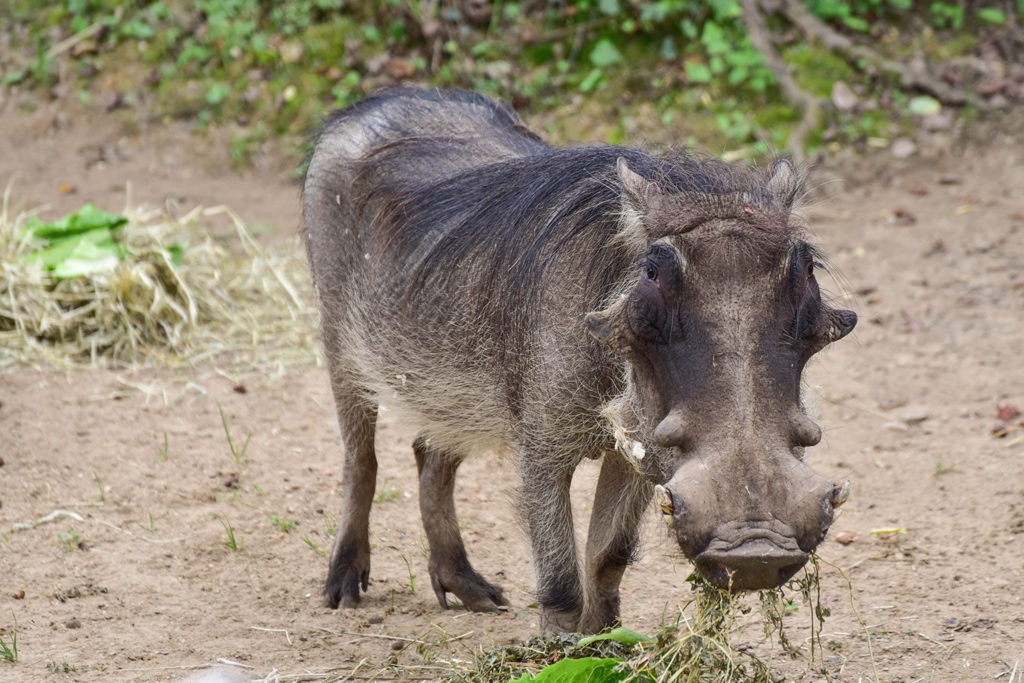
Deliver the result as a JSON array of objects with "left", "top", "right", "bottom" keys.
[{"left": 696, "top": 539, "right": 808, "bottom": 591}]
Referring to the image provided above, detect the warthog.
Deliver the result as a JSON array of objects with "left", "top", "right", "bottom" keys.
[{"left": 302, "top": 88, "right": 856, "bottom": 633}]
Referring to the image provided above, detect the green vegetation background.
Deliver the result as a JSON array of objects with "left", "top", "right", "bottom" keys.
[{"left": 1, "top": 0, "right": 1020, "bottom": 160}]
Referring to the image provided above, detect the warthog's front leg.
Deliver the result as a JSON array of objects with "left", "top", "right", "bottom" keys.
[
  {"left": 520, "top": 455, "right": 582, "bottom": 633},
  {"left": 579, "top": 452, "right": 653, "bottom": 633},
  {"left": 413, "top": 437, "right": 509, "bottom": 612}
]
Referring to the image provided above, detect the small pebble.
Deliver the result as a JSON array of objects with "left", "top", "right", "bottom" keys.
[
  {"left": 898, "top": 404, "right": 930, "bottom": 425},
  {"left": 835, "top": 532, "right": 855, "bottom": 545},
  {"left": 66, "top": 617, "right": 82, "bottom": 629},
  {"left": 891, "top": 137, "right": 916, "bottom": 159},
  {"left": 830, "top": 81, "right": 858, "bottom": 112},
  {"left": 367, "top": 614, "right": 384, "bottom": 624},
  {"left": 390, "top": 640, "right": 404, "bottom": 651}
]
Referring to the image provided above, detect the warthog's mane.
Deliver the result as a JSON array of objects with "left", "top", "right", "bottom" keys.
[{"left": 361, "top": 141, "right": 800, "bottom": 326}]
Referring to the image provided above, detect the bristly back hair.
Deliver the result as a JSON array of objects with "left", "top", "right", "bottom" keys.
[{"left": 367, "top": 144, "right": 803, "bottom": 325}]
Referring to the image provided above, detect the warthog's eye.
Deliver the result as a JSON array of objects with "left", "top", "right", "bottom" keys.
[
  {"left": 798, "top": 260, "right": 822, "bottom": 307},
  {"left": 630, "top": 250, "right": 678, "bottom": 344},
  {"left": 639, "top": 243, "right": 679, "bottom": 286},
  {"left": 789, "top": 242, "right": 819, "bottom": 298},
  {"left": 788, "top": 243, "right": 826, "bottom": 343}
]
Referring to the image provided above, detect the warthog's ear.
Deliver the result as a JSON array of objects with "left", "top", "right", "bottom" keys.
[
  {"left": 768, "top": 158, "right": 800, "bottom": 209},
  {"left": 827, "top": 308, "right": 858, "bottom": 343},
  {"left": 810, "top": 307, "right": 858, "bottom": 354},
  {"left": 617, "top": 157, "right": 662, "bottom": 241},
  {"left": 584, "top": 295, "right": 633, "bottom": 356}
]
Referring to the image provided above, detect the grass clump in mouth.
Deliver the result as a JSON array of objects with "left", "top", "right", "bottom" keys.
[{"left": 0, "top": 185, "right": 318, "bottom": 372}]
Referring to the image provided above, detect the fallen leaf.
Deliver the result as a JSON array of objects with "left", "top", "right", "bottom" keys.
[
  {"left": 908, "top": 95, "right": 941, "bottom": 116},
  {"left": 386, "top": 57, "right": 415, "bottom": 79},
  {"left": 892, "top": 207, "right": 917, "bottom": 225},
  {"left": 997, "top": 404, "right": 1020, "bottom": 421}
]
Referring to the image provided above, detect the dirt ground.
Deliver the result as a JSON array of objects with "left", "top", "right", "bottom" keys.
[{"left": 1, "top": 97, "right": 1022, "bottom": 683}]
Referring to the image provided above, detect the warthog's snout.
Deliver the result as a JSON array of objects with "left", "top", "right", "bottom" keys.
[
  {"left": 657, "top": 468, "right": 852, "bottom": 591},
  {"left": 696, "top": 530, "right": 809, "bottom": 590}
]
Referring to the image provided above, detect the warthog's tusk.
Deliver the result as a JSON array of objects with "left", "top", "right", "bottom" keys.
[
  {"left": 831, "top": 480, "right": 851, "bottom": 509},
  {"left": 654, "top": 484, "right": 674, "bottom": 526}
]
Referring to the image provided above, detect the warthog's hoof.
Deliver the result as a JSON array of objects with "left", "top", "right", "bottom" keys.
[
  {"left": 324, "top": 538, "right": 371, "bottom": 608},
  {"left": 429, "top": 563, "right": 509, "bottom": 612}
]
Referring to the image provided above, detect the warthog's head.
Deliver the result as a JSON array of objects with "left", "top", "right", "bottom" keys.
[{"left": 586, "top": 157, "right": 856, "bottom": 591}]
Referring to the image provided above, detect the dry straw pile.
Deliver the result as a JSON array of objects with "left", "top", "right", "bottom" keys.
[
  {"left": 0, "top": 185, "right": 319, "bottom": 371},
  {"left": 444, "top": 559, "right": 865, "bottom": 683}
]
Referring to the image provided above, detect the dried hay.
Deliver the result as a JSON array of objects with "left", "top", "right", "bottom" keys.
[
  {"left": 445, "top": 558, "right": 844, "bottom": 683},
  {"left": 0, "top": 184, "right": 319, "bottom": 371}
]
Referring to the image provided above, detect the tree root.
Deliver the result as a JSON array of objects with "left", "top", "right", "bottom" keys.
[
  {"left": 777, "top": 0, "right": 987, "bottom": 109},
  {"left": 739, "top": 0, "right": 988, "bottom": 158},
  {"left": 739, "top": 0, "right": 821, "bottom": 160}
]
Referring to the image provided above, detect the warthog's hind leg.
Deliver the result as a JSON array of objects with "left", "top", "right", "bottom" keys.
[
  {"left": 324, "top": 377, "right": 379, "bottom": 609},
  {"left": 414, "top": 436, "right": 510, "bottom": 612}
]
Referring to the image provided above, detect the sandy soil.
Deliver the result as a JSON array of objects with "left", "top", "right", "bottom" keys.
[{"left": 1, "top": 98, "right": 1022, "bottom": 682}]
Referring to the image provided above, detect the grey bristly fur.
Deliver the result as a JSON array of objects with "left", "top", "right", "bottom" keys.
[{"left": 303, "top": 87, "right": 857, "bottom": 633}]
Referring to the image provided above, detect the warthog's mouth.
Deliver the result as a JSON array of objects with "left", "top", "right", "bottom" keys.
[{"left": 695, "top": 533, "right": 808, "bottom": 591}]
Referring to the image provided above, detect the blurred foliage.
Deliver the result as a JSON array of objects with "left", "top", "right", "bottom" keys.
[{"left": 1, "top": 0, "right": 1020, "bottom": 158}]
